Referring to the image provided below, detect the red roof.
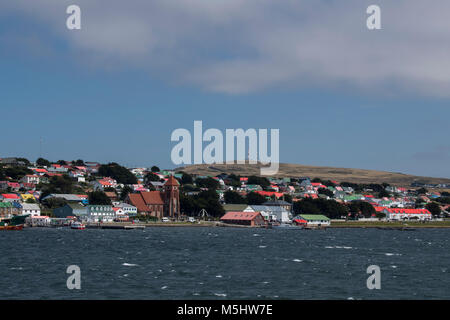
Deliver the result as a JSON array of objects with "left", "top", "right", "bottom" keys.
[
  {"left": 254, "top": 191, "right": 284, "bottom": 198},
  {"left": 1, "top": 194, "right": 20, "bottom": 199},
  {"left": 141, "top": 191, "right": 164, "bottom": 205},
  {"left": 220, "top": 211, "right": 262, "bottom": 221},
  {"left": 386, "top": 208, "right": 431, "bottom": 215},
  {"left": 164, "top": 176, "right": 179, "bottom": 187},
  {"left": 128, "top": 191, "right": 165, "bottom": 213},
  {"left": 128, "top": 193, "right": 149, "bottom": 212}
]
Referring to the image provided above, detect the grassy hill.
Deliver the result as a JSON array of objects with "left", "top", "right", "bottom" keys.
[{"left": 176, "top": 163, "right": 450, "bottom": 187}]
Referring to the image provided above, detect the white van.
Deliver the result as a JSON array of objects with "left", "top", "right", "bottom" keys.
[
  {"left": 188, "top": 217, "right": 196, "bottom": 223},
  {"left": 161, "top": 217, "right": 170, "bottom": 223}
]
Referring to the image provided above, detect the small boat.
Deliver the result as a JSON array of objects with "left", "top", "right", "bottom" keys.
[
  {"left": 0, "top": 224, "right": 24, "bottom": 231},
  {"left": 71, "top": 221, "right": 86, "bottom": 230},
  {"left": 0, "top": 214, "right": 28, "bottom": 231}
]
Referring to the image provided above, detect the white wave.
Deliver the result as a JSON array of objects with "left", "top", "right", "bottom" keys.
[
  {"left": 293, "top": 259, "right": 303, "bottom": 263},
  {"left": 122, "top": 263, "right": 138, "bottom": 266},
  {"left": 161, "top": 286, "right": 168, "bottom": 290},
  {"left": 215, "top": 275, "right": 223, "bottom": 278},
  {"left": 214, "top": 293, "right": 227, "bottom": 297},
  {"left": 258, "top": 245, "right": 267, "bottom": 248}
]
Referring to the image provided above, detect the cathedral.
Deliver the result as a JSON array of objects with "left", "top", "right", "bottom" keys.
[{"left": 127, "top": 176, "right": 180, "bottom": 219}]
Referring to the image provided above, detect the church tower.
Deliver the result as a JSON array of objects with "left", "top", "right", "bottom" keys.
[{"left": 163, "top": 175, "right": 180, "bottom": 218}]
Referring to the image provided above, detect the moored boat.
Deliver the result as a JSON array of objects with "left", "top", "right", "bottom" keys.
[
  {"left": 71, "top": 221, "right": 86, "bottom": 230},
  {"left": 0, "top": 214, "right": 29, "bottom": 231}
]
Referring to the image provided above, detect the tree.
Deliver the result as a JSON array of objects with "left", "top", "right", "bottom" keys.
[
  {"left": 151, "top": 166, "right": 160, "bottom": 172},
  {"left": 181, "top": 173, "right": 194, "bottom": 185},
  {"left": 226, "top": 174, "right": 241, "bottom": 188},
  {"left": 247, "top": 176, "right": 270, "bottom": 189},
  {"left": 3, "top": 166, "right": 32, "bottom": 180},
  {"left": 36, "top": 158, "right": 51, "bottom": 167},
  {"left": 284, "top": 194, "right": 293, "bottom": 203},
  {"left": 56, "top": 160, "right": 67, "bottom": 165},
  {"left": 318, "top": 188, "right": 333, "bottom": 198},
  {"left": 417, "top": 187, "right": 428, "bottom": 195},
  {"left": 196, "top": 177, "right": 220, "bottom": 190},
  {"left": 293, "top": 198, "right": 348, "bottom": 219},
  {"left": 88, "top": 191, "right": 112, "bottom": 205},
  {"left": 98, "top": 163, "right": 137, "bottom": 184},
  {"left": 378, "top": 189, "right": 391, "bottom": 198},
  {"left": 224, "top": 190, "right": 247, "bottom": 204},
  {"left": 426, "top": 202, "right": 441, "bottom": 217},
  {"left": 16, "top": 158, "right": 31, "bottom": 166},
  {"left": 42, "top": 197, "right": 67, "bottom": 209},
  {"left": 73, "top": 159, "right": 85, "bottom": 166},
  {"left": 145, "top": 172, "right": 160, "bottom": 183},
  {"left": 348, "top": 201, "right": 376, "bottom": 219},
  {"left": 120, "top": 185, "right": 133, "bottom": 201},
  {"left": 180, "top": 190, "right": 224, "bottom": 217},
  {"left": 40, "top": 175, "right": 74, "bottom": 199},
  {"left": 246, "top": 192, "right": 266, "bottom": 205}
]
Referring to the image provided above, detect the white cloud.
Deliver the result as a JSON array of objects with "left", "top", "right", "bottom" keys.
[{"left": 2, "top": 0, "right": 450, "bottom": 96}]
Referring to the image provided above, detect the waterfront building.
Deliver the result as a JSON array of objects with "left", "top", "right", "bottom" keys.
[
  {"left": 53, "top": 203, "right": 88, "bottom": 219},
  {"left": 262, "top": 199, "right": 293, "bottom": 212},
  {"left": 247, "top": 205, "right": 292, "bottom": 223},
  {"left": 0, "top": 202, "right": 20, "bottom": 218},
  {"left": 87, "top": 205, "right": 115, "bottom": 222},
  {"left": 21, "top": 203, "right": 41, "bottom": 217},
  {"left": 296, "top": 215, "right": 331, "bottom": 227},
  {"left": 220, "top": 211, "right": 266, "bottom": 227},
  {"left": 127, "top": 176, "right": 180, "bottom": 219},
  {"left": 380, "top": 207, "right": 432, "bottom": 221},
  {"left": 115, "top": 203, "right": 138, "bottom": 216},
  {"left": 27, "top": 215, "right": 51, "bottom": 227}
]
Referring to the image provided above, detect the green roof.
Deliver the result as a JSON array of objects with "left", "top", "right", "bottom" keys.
[
  {"left": 0, "top": 202, "right": 13, "bottom": 208},
  {"left": 299, "top": 214, "right": 330, "bottom": 221}
]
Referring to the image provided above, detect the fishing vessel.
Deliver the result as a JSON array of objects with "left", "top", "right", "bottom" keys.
[
  {"left": 70, "top": 221, "right": 86, "bottom": 230},
  {"left": 0, "top": 214, "right": 29, "bottom": 231}
]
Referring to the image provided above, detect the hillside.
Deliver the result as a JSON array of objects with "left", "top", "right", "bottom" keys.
[{"left": 176, "top": 163, "right": 450, "bottom": 187}]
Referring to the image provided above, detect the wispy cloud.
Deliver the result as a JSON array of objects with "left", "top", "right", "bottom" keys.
[{"left": 2, "top": 0, "right": 450, "bottom": 96}]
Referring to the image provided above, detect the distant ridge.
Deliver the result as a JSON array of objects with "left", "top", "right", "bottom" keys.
[{"left": 176, "top": 163, "right": 450, "bottom": 187}]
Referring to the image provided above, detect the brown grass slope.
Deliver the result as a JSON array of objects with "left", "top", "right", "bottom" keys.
[{"left": 176, "top": 163, "right": 450, "bottom": 187}]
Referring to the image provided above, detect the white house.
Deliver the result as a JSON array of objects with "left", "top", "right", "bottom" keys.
[
  {"left": 382, "top": 208, "right": 432, "bottom": 221},
  {"left": 116, "top": 203, "right": 138, "bottom": 216},
  {"left": 26, "top": 215, "right": 51, "bottom": 227},
  {"left": 22, "top": 203, "right": 41, "bottom": 217},
  {"left": 21, "top": 175, "right": 41, "bottom": 185},
  {"left": 245, "top": 205, "right": 292, "bottom": 223}
]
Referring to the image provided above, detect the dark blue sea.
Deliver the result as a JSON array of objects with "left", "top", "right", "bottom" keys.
[{"left": 1, "top": 227, "right": 449, "bottom": 299}]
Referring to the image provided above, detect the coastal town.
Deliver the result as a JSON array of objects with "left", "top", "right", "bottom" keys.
[{"left": 1, "top": 156, "right": 450, "bottom": 230}]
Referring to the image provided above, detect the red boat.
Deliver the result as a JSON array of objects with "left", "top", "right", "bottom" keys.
[
  {"left": 0, "top": 225, "right": 24, "bottom": 231},
  {"left": 0, "top": 214, "right": 28, "bottom": 231}
]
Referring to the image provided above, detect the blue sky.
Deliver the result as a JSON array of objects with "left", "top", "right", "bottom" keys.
[{"left": 1, "top": 1, "right": 450, "bottom": 178}]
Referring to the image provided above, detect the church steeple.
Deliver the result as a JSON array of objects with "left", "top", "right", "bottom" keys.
[{"left": 163, "top": 175, "right": 180, "bottom": 218}]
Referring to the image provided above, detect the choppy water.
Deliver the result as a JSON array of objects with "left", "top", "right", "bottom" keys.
[{"left": 1, "top": 227, "right": 449, "bottom": 299}]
